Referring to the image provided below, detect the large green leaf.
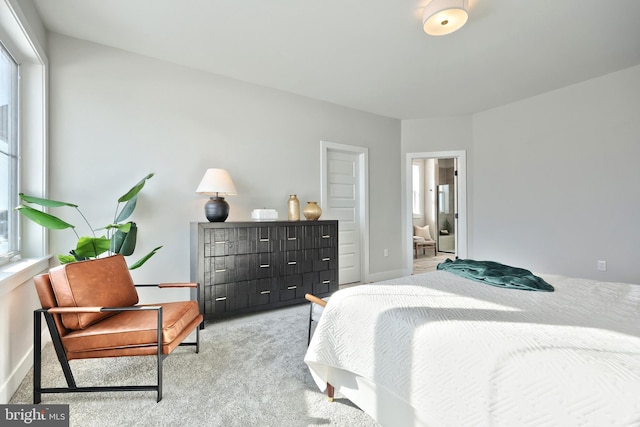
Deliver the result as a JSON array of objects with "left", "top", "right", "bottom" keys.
[
  {"left": 19, "top": 193, "right": 78, "bottom": 208},
  {"left": 74, "top": 236, "right": 111, "bottom": 258},
  {"left": 111, "top": 223, "right": 137, "bottom": 256},
  {"left": 115, "top": 195, "right": 137, "bottom": 223},
  {"left": 128, "top": 245, "right": 162, "bottom": 270},
  {"left": 119, "top": 223, "right": 137, "bottom": 255},
  {"left": 118, "top": 173, "right": 154, "bottom": 203},
  {"left": 15, "top": 205, "right": 75, "bottom": 230},
  {"left": 57, "top": 254, "right": 77, "bottom": 264}
]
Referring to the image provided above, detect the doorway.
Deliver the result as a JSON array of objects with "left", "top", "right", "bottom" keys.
[
  {"left": 405, "top": 151, "right": 467, "bottom": 273},
  {"left": 321, "top": 141, "right": 369, "bottom": 285}
]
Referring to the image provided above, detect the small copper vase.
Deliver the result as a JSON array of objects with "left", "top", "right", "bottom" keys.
[{"left": 303, "top": 202, "right": 322, "bottom": 221}]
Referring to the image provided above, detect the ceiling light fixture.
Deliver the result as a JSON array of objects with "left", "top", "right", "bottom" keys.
[{"left": 422, "top": 0, "right": 469, "bottom": 36}]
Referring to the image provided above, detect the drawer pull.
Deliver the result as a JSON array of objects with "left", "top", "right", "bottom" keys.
[
  {"left": 259, "top": 238, "right": 269, "bottom": 242},
  {"left": 214, "top": 241, "right": 227, "bottom": 244},
  {"left": 260, "top": 264, "right": 270, "bottom": 268},
  {"left": 322, "top": 280, "right": 331, "bottom": 284},
  {"left": 215, "top": 297, "right": 227, "bottom": 301},
  {"left": 322, "top": 235, "right": 330, "bottom": 239},
  {"left": 287, "top": 261, "right": 297, "bottom": 265},
  {"left": 322, "top": 257, "right": 330, "bottom": 261},
  {"left": 287, "top": 237, "right": 297, "bottom": 241},
  {"left": 214, "top": 269, "right": 227, "bottom": 273},
  {"left": 260, "top": 290, "right": 271, "bottom": 295},
  {"left": 287, "top": 286, "right": 297, "bottom": 290}
]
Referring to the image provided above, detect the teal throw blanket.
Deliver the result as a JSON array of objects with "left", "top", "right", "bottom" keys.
[{"left": 437, "top": 258, "right": 554, "bottom": 292}]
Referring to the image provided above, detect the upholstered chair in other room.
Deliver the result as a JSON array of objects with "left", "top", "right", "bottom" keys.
[{"left": 413, "top": 224, "right": 437, "bottom": 257}]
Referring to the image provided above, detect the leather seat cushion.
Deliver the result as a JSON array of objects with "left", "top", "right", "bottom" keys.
[
  {"left": 49, "top": 255, "right": 139, "bottom": 330},
  {"left": 61, "top": 301, "right": 200, "bottom": 354}
]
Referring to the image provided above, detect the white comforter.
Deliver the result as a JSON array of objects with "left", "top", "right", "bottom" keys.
[{"left": 304, "top": 271, "right": 640, "bottom": 427}]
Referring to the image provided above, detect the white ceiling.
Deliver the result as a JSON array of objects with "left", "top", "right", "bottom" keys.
[{"left": 33, "top": 0, "right": 640, "bottom": 119}]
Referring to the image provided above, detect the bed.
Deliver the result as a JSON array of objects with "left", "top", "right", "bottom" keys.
[{"left": 304, "top": 269, "right": 640, "bottom": 426}]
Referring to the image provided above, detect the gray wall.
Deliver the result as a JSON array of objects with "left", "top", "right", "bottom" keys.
[
  {"left": 402, "top": 66, "right": 640, "bottom": 284},
  {"left": 472, "top": 65, "right": 640, "bottom": 283},
  {"left": 47, "top": 33, "right": 403, "bottom": 285}
]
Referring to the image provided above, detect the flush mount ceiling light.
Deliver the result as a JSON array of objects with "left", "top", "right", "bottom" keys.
[{"left": 422, "top": 0, "right": 469, "bottom": 36}]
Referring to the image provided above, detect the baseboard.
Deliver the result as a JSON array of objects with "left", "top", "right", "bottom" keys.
[
  {"left": 365, "top": 269, "right": 408, "bottom": 283},
  {"left": 0, "top": 329, "right": 50, "bottom": 404}
]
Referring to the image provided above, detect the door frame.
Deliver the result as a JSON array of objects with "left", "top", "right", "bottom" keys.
[
  {"left": 405, "top": 150, "right": 467, "bottom": 272},
  {"left": 320, "top": 140, "right": 369, "bottom": 284}
]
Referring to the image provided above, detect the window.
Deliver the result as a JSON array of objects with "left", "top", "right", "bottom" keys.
[{"left": 0, "top": 42, "right": 19, "bottom": 260}]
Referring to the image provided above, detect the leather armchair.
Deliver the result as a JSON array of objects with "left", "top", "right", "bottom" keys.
[{"left": 33, "top": 254, "right": 203, "bottom": 403}]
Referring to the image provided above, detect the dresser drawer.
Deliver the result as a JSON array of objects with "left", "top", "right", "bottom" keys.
[
  {"left": 312, "top": 247, "right": 338, "bottom": 271},
  {"left": 280, "top": 250, "right": 305, "bottom": 275},
  {"left": 208, "top": 254, "right": 251, "bottom": 284},
  {"left": 249, "top": 278, "right": 277, "bottom": 306},
  {"left": 279, "top": 274, "right": 310, "bottom": 301},
  {"left": 279, "top": 225, "right": 303, "bottom": 251}
]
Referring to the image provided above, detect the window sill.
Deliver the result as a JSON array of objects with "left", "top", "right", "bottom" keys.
[{"left": 0, "top": 256, "right": 51, "bottom": 298}]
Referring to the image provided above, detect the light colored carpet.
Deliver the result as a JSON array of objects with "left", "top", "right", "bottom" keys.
[{"left": 10, "top": 305, "right": 379, "bottom": 427}]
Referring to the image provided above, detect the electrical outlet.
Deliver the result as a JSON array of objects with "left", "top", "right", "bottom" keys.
[
  {"left": 597, "top": 260, "right": 607, "bottom": 271},
  {"left": 383, "top": 249, "right": 388, "bottom": 257}
]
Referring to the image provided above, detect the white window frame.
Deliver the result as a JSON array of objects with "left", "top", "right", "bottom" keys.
[
  {"left": 0, "top": 0, "right": 49, "bottom": 287},
  {"left": 0, "top": 41, "right": 20, "bottom": 263}
]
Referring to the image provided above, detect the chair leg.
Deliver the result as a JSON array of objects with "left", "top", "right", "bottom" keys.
[
  {"left": 35, "top": 311, "right": 79, "bottom": 404},
  {"left": 43, "top": 313, "right": 77, "bottom": 387},
  {"left": 308, "top": 302, "right": 314, "bottom": 345},
  {"left": 33, "top": 311, "right": 42, "bottom": 404},
  {"left": 196, "top": 324, "right": 200, "bottom": 354},
  {"left": 157, "top": 308, "right": 163, "bottom": 402}
]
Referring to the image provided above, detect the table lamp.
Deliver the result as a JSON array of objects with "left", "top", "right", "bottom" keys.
[{"left": 195, "top": 168, "right": 237, "bottom": 222}]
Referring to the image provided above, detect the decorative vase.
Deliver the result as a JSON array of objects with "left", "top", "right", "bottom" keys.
[
  {"left": 288, "top": 195, "right": 300, "bottom": 221},
  {"left": 303, "top": 202, "right": 322, "bottom": 221}
]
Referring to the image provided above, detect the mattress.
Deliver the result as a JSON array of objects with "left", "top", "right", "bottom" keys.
[{"left": 304, "top": 271, "right": 640, "bottom": 426}]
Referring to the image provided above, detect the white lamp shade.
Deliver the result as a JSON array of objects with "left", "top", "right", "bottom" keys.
[
  {"left": 196, "top": 168, "right": 238, "bottom": 196},
  {"left": 423, "top": 0, "right": 469, "bottom": 36}
]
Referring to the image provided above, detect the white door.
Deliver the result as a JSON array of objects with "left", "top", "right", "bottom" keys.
[
  {"left": 327, "top": 150, "right": 361, "bottom": 284},
  {"left": 453, "top": 158, "right": 459, "bottom": 257}
]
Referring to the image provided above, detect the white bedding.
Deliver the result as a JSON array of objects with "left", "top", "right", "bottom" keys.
[{"left": 304, "top": 271, "right": 640, "bottom": 427}]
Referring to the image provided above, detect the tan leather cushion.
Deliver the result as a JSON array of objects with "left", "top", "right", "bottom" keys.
[
  {"left": 49, "top": 255, "right": 139, "bottom": 330},
  {"left": 61, "top": 301, "right": 201, "bottom": 356}
]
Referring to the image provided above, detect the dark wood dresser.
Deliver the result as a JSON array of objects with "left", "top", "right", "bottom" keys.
[{"left": 190, "top": 221, "right": 338, "bottom": 320}]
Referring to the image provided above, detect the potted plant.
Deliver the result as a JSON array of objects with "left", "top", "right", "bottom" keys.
[{"left": 15, "top": 173, "right": 161, "bottom": 269}]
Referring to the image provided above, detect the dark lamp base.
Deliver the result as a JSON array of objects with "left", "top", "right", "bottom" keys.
[{"left": 204, "top": 197, "right": 230, "bottom": 222}]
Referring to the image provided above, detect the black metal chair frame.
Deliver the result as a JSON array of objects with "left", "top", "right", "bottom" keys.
[
  {"left": 305, "top": 293, "right": 329, "bottom": 345},
  {"left": 33, "top": 283, "right": 201, "bottom": 404}
]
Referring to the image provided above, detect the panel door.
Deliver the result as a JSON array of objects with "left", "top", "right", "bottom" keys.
[{"left": 326, "top": 150, "right": 361, "bottom": 284}]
